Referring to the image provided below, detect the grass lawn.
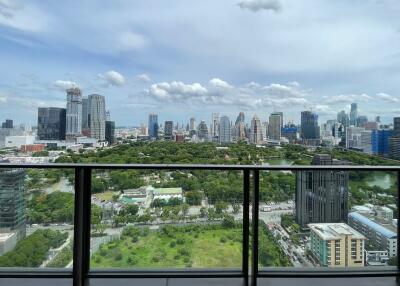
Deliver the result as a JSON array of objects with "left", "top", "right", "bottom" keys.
[
  {"left": 91, "top": 225, "right": 242, "bottom": 268},
  {"left": 93, "top": 191, "right": 117, "bottom": 202}
]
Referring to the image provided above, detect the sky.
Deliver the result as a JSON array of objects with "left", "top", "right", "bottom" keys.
[{"left": 1, "top": 0, "right": 400, "bottom": 127}]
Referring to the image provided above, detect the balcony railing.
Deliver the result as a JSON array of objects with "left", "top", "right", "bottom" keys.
[{"left": 0, "top": 163, "right": 399, "bottom": 286}]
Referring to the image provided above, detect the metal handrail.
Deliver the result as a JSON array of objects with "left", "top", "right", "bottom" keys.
[{"left": 0, "top": 163, "right": 398, "bottom": 286}]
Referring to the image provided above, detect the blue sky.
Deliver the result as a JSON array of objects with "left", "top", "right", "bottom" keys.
[{"left": 1, "top": 0, "right": 400, "bottom": 126}]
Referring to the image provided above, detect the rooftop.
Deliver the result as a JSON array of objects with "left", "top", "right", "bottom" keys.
[
  {"left": 308, "top": 223, "right": 365, "bottom": 240},
  {"left": 349, "top": 212, "right": 397, "bottom": 239}
]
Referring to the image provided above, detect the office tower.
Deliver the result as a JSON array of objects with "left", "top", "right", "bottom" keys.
[
  {"left": 235, "top": 112, "right": 245, "bottom": 125},
  {"left": 197, "top": 120, "right": 209, "bottom": 141},
  {"left": 148, "top": 114, "right": 159, "bottom": 140},
  {"left": 268, "top": 112, "right": 282, "bottom": 140},
  {"left": 164, "top": 121, "right": 173, "bottom": 140},
  {"left": 393, "top": 117, "right": 400, "bottom": 137},
  {"left": 106, "top": 110, "right": 111, "bottom": 121},
  {"left": 296, "top": 154, "right": 349, "bottom": 229},
  {"left": 105, "top": 121, "right": 115, "bottom": 144},
  {"left": 349, "top": 212, "right": 397, "bottom": 257},
  {"left": 88, "top": 94, "right": 106, "bottom": 141},
  {"left": 372, "top": 129, "right": 393, "bottom": 156},
  {"left": 337, "top": 110, "right": 350, "bottom": 128},
  {"left": 211, "top": 113, "right": 219, "bottom": 141},
  {"left": 66, "top": 87, "right": 82, "bottom": 140},
  {"left": 309, "top": 223, "right": 365, "bottom": 267},
  {"left": 1, "top": 119, "right": 13, "bottom": 129},
  {"left": 189, "top": 117, "right": 196, "bottom": 130},
  {"left": 345, "top": 126, "right": 366, "bottom": 149},
  {"left": 375, "top": 116, "right": 381, "bottom": 123},
  {"left": 356, "top": 115, "right": 368, "bottom": 128},
  {"left": 235, "top": 122, "right": 246, "bottom": 141},
  {"left": 360, "top": 130, "right": 372, "bottom": 154},
  {"left": 140, "top": 124, "right": 148, "bottom": 136},
  {"left": 350, "top": 103, "right": 358, "bottom": 126},
  {"left": 300, "top": 111, "right": 320, "bottom": 145},
  {"left": 250, "top": 115, "right": 263, "bottom": 144},
  {"left": 0, "top": 162, "right": 26, "bottom": 241},
  {"left": 274, "top": 111, "right": 283, "bottom": 129},
  {"left": 37, "top": 107, "right": 66, "bottom": 140},
  {"left": 82, "top": 97, "right": 89, "bottom": 130},
  {"left": 389, "top": 117, "right": 400, "bottom": 159},
  {"left": 219, "top": 116, "right": 231, "bottom": 143}
]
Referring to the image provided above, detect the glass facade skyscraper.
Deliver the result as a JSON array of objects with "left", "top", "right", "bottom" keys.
[
  {"left": 148, "top": 114, "right": 159, "bottom": 139},
  {"left": 37, "top": 107, "right": 66, "bottom": 140},
  {"left": 89, "top": 94, "right": 106, "bottom": 141}
]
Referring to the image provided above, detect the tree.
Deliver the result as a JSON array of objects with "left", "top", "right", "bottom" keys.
[
  {"left": 388, "top": 256, "right": 397, "bottom": 266},
  {"left": 222, "top": 214, "right": 235, "bottom": 228},
  {"left": 215, "top": 201, "right": 229, "bottom": 214},
  {"left": 125, "top": 204, "right": 139, "bottom": 216}
]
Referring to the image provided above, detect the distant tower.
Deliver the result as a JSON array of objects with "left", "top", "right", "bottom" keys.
[
  {"left": 301, "top": 111, "right": 320, "bottom": 145},
  {"left": 164, "top": 121, "right": 173, "bottom": 140},
  {"left": 268, "top": 112, "right": 282, "bottom": 140},
  {"left": 37, "top": 107, "right": 66, "bottom": 140},
  {"left": 81, "top": 97, "right": 89, "bottom": 129},
  {"left": 189, "top": 117, "right": 196, "bottom": 130},
  {"left": 197, "top": 120, "right": 209, "bottom": 141},
  {"left": 350, "top": 103, "right": 358, "bottom": 126},
  {"left": 66, "top": 87, "right": 82, "bottom": 140},
  {"left": 250, "top": 115, "right": 263, "bottom": 144},
  {"left": 148, "top": 114, "right": 158, "bottom": 139},
  {"left": 219, "top": 115, "right": 231, "bottom": 143},
  {"left": 89, "top": 94, "right": 106, "bottom": 141},
  {"left": 106, "top": 110, "right": 111, "bottom": 121},
  {"left": 211, "top": 113, "right": 220, "bottom": 141}
]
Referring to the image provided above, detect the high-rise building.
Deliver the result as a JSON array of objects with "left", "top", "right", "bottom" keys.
[
  {"left": 37, "top": 107, "right": 66, "bottom": 140},
  {"left": 81, "top": 97, "right": 89, "bottom": 130},
  {"left": 105, "top": 121, "right": 115, "bottom": 144},
  {"left": 235, "top": 112, "right": 245, "bottom": 125},
  {"left": 281, "top": 124, "right": 298, "bottom": 143},
  {"left": 1, "top": 119, "right": 13, "bottom": 129},
  {"left": 88, "top": 94, "right": 106, "bottom": 141},
  {"left": 106, "top": 110, "right": 111, "bottom": 121},
  {"left": 66, "top": 87, "right": 82, "bottom": 140},
  {"left": 296, "top": 154, "right": 349, "bottom": 229},
  {"left": 309, "top": 223, "right": 365, "bottom": 267},
  {"left": 300, "top": 111, "right": 320, "bottom": 145},
  {"left": 350, "top": 103, "right": 358, "bottom": 126},
  {"left": 250, "top": 115, "right": 263, "bottom": 144},
  {"left": 337, "top": 110, "right": 350, "bottom": 128},
  {"left": 197, "top": 120, "right": 209, "bottom": 141},
  {"left": 211, "top": 113, "right": 219, "bottom": 142},
  {"left": 389, "top": 118, "right": 400, "bottom": 160},
  {"left": 189, "top": 117, "right": 196, "bottom": 130},
  {"left": 372, "top": 129, "right": 393, "bottom": 156},
  {"left": 375, "top": 116, "right": 381, "bottom": 123},
  {"left": 393, "top": 117, "right": 400, "bottom": 137},
  {"left": 219, "top": 116, "right": 231, "bottom": 143},
  {"left": 148, "top": 114, "right": 159, "bottom": 140},
  {"left": 164, "top": 121, "right": 173, "bottom": 140},
  {"left": 356, "top": 115, "right": 368, "bottom": 128},
  {"left": 0, "top": 162, "right": 26, "bottom": 241},
  {"left": 268, "top": 112, "right": 282, "bottom": 140}
]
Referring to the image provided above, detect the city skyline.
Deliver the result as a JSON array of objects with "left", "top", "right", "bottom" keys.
[{"left": 1, "top": 1, "right": 400, "bottom": 125}]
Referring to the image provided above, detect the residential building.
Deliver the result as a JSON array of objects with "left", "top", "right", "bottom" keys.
[
  {"left": 309, "top": 223, "right": 365, "bottom": 267},
  {"left": 348, "top": 212, "right": 397, "bottom": 257},
  {"left": 37, "top": 107, "right": 66, "bottom": 141},
  {"left": 88, "top": 94, "right": 106, "bottom": 141},
  {"left": 250, "top": 115, "right": 263, "bottom": 144},
  {"left": 296, "top": 154, "right": 348, "bottom": 229},
  {"left": 148, "top": 114, "right": 159, "bottom": 140},
  {"left": 211, "top": 113, "right": 219, "bottom": 142},
  {"left": 337, "top": 110, "right": 349, "bottom": 128},
  {"left": 372, "top": 129, "right": 393, "bottom": 156},
  {"left": 197, "top": 120, "right": 209, "bottom": 141},
  {"left": 219, "top": 115, "right": 231, "bottom": 143},
  {"left": 66, "top": 87, "right": 82, "bottom": 140}
]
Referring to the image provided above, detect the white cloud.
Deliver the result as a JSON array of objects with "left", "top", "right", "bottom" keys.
[
  {"left": 117, "top": 31, "right": 148, "bottom": 51},
  {"left": 53, "top": 80, "right": 78, "bottom": 91},
  {"left": 148, "top": 81, "right": 208, "bottom": 101},
  {"left": 97, "top": 70, "right": 125, "bottom": 86},
  {"left": 324, "top": 93, "right": 372, "bottom": 104},
  {"left": 0, "top": 96, "right": 7, "bottom": 103},
  {"left": 136, "top": 73, "right": 151, "bottom": 83},
  {"left": 376, "top": 92, "right": 398, "bottom": 102},
  {"left": 209, "top": 78, "right": 234, "bottom": 89},
  {"left": 238, "top": 0, "right": 282, "bottom": 12}
]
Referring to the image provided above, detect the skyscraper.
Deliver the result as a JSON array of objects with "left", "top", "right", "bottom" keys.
[
  {"left": 301, "top": 111, "right": 320, "bottom": 145},
  {"left": 211, "top": 113, "right": 219, "bottom": 141},
  {"left": 1, "top": 119, "right": 13, "bottom": 129},
  {"left": 106, "top": 110, "right": 111, "bottom": 121},
  {"left": 268, "top": 112, "right": 282, "bottom": 140},
  {"left": 105, "top": 120, "right": 115, "bottom": 144},
  {"left": 66, "top": 87, "right": 82, "bottom": 140},
  {"left": 189, "top": 117, "right": 196, "bottom": 130},
  {"left": 164, "top": 121, "right": 173, "bottom": 140},
  {"left": 89, "top": 94, "right": 106, "bottom": 141},
  {"left": 337, "top": 110, "right": 350, "bottom": 128},
  {"left": 350, "top": 103, "right": 358, "bottom": 126},
  {"left": 148, "top": 114, "right": 159, "bottom": 139},
  {"left": 372, "top": 129, "right": 393, "bottom": 156},
  {"left": 389, "top": 117, "right": 400, "bottom": 160},
  {"left": 197, "top": 120, "right": 209, "bottom": 141},
  {"left": 296, "top": 154, "right": 349, "bottom": 229},
  {"left": 37, "top": 107, "right": 66, "bottom": 140},
  {"left": 235, "top": 112, "right": 245, "bottom": 125},
  {"left": 81, "top": 96, "right": 89, "bottom": 130},
  {"left": 0, "top": 162, "right": 26, "bottom": 241},
  {"left": 219, "top": 115, "right": 231, "bottom": 143},
  {"left": 250, "top": 115, "right": 263, "bottom": 144}
]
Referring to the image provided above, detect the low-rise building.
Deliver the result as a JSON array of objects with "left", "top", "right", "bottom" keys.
[
  {"left": 309, "top": 223, "right": 365, "bottom": 267},
  {"left": 364, "top": 250, "right": 389, "bottom": 266},
  {"left": 148, "top": 187, "right": 183, "bottom": 202},
  {"left": 348, "top": 212, "right": 397, "bottom": 257},
  {"left": 0, "top": 232, "right": 17, "bottom": 255}
]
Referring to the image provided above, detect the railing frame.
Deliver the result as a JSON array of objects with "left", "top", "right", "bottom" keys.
[{"left": 0, "top": 163, "right": 399, "bottom": 286}]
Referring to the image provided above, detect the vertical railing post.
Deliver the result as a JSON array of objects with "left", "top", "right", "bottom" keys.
[
  {"left": 73, "top": 167, "right": 92, "bottom": 286},
  {"left": 251, "top": 169, "right": 259, "bottom": 286},
  {"left": 243, "top": 169, "right": 250, "bottom": 286}
]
